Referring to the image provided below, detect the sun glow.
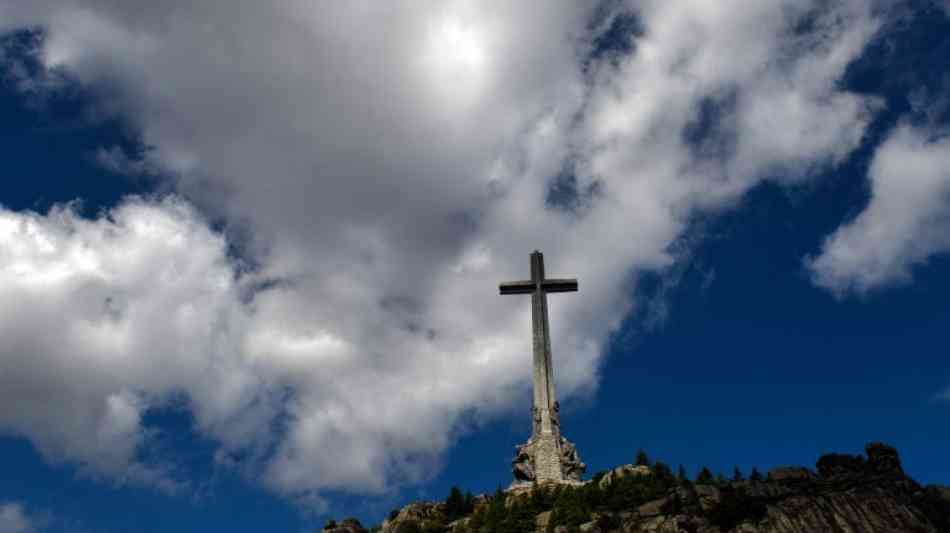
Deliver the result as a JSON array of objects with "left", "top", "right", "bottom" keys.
[{"left": 420, "top": 15, "right": 492, "bottom": 109}]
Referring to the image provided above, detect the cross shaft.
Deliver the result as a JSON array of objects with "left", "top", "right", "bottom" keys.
[{"left": 499, "top": 251, "right": 577, "bottom": 439}]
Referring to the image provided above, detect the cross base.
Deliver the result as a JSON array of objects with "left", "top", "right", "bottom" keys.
[{"left": 511, "top": 433, "right": 586, "bottom": 486}]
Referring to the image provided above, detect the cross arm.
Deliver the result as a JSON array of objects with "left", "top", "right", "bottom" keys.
[
  {"left": 500, "top": 280, "right": 535, "bottom": 295},
  {"left": 499, "top": 279, "right": 578, "bottom": 294},
  {"left": 542, "top": 278, "right": 578, "bottom": 292}
]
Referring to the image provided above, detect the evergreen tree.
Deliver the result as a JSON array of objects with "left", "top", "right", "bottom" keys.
[
  {"left": 550, "top": 485, "right": 590, "bottom": 529},
  {"left": 750, "top": 467, "right": 763, "bottom": 482},
  {"left": 716, "top": 472, "right": 727, "bottom": 485},
  {"left": 482, "top": 487, "right": 507, "bottom": 531},
  {"left": 445, "top": 486, "right": 466, "bottom": 521},
  {"left": 677, "top": 464, "right": 689, "bottom": 484},
  {"left": 733, "top": 466, "right": 744, "bottom": 482},
  {"left": 654, "top": 461, "right": 675, "bottom": 484},
  {"left": 635, "top": 448, "right": 650, "bottom": 466},
  {"left": 500, "top": 497, "right": 537, "bottom": 533},
  {"left": 696, "top": 467, "right": 715, "bottom": 485}
]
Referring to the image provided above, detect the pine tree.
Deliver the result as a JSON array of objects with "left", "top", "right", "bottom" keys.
[
  {"left": 445, "top": 486, "right": 465, "bottom": 521},
  {"left": 696, "top": 467, "right": 715, "bottom": 485},
  {"left": 716, "top": 472, "right": 727, "bottom": 485},
  {"left": 677, "top": 464, "right": 688, "bottom": 484},
  {"left": 733, "top": 466, "right": 744, "bottom": 482},
  {"left": 654, "top": 461, "right": 675, "bottom": 484},
  {"left": 635, "top": 449, "right": 650, "bottom": 466},
  {"left": 551, "top": 486, "right": 590, "bottom": 529},
  {"left": 750, "top": 467, "right": 763, "bottom": 482},
  {"left": 484, "top": 487, "right": 507, "bottom": 531}
]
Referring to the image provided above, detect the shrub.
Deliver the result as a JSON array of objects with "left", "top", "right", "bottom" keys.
[
  {"left": 461, "top": 487, "right": 544, "bottom": 533},
  {"left": 707, "top": 487, "right": 767, "bottom": 530},
  {"left": 481, "top": 488, "right": 507, "bottom": 532},
  {"left": 549, "top": 486, "right": 590, "bottom": 531},
  {"left": 603, "top": 474, "right": 670, "bottom": 511}
]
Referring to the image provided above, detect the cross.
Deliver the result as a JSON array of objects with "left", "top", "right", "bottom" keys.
[{"left": 500, "top": 250, "right": 577, "bottom": 438}]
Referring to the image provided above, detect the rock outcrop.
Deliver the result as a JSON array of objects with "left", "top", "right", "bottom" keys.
[
  {"left": 598, "top": 464, "right": 652, "bottom": 490},
  {"left": 379, "top": 501, "right": 448, "bottom": 533},
  {"left": 369, "top": 443, "right": 950, "bottom": 533},
  {"left": 593, "top": 443, "right": 950, "bottom": 533}
]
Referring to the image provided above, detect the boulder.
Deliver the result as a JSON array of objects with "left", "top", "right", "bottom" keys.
[
  {"left": 534, "top": 510, "right": 552, "bottom": 533},
  {"left": 446, "top": 516, "right": 471, "bottom": 532},
  {"left": 866, "top": 442, "right": 903, "bottom": 475},
  {"left": 379, "top": 502, "right": 445, "bottom": 533},
  {"left": 636, "top": 497, "right": 667, "bottom": 518},
  {"left": 816, "top": 453, "right": 866, "bottom": 478},
  {"left": 578, "top": 520, "right": 602, "bottom": 533},
  {"left": 693, "top": 484, "right": 720, "bottom": 512},
  {"left": 767, "top": 466, "right": 814, "bottom": 483},
  {"left": 598, "top": 464, "right": 652, "bottom": 489}
]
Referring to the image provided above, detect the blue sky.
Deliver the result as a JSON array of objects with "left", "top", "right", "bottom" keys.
[{"left": 1, "top": 1, "right": 950, "bottom": 531}]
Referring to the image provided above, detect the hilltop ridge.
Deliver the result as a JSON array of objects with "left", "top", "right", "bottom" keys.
[{"left": 322, "top": 442, "right": 950, "bottom": 533}]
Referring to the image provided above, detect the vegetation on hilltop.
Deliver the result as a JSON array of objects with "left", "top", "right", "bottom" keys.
[{"left": 321, "top": 443, "right": 950, "bottom": 533}]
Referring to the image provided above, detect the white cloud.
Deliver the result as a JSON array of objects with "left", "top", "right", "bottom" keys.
[
  {"left": 0, "top": 198, "right": 258, "bottom": 489},
  {"left": 0, "top": 0, "right": 881, "bottom": 500},
  {"left": 0, "top": 503, "right": 34, "bottom": 533},
  {"left": 809, "top": 125, "right": 950, "bottom": 294}
]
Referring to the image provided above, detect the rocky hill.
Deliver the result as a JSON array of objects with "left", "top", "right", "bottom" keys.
[{"left": 321, "top": 442, "right": 950, "bottom": 533}]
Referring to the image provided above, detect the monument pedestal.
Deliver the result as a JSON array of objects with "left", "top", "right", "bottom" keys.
[
  {"left": 510, "top": 430, "right": 586, "bottom": 488},
  {"left": 533, "top": 433, "right": 563, "bottom": 482}
]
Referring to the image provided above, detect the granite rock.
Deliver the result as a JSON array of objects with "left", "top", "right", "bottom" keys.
[
  {"left": 378, "top": 443, "right": 950, "bottom": 533},
  {"left": 598, "top": 464, "right": 652, "bottom": 490},
  {"left": 379, "top": 502, "right": 446, "bottom": 533},
  {"left": 613, "top": 444, "right": 950, "bottom": 532}
]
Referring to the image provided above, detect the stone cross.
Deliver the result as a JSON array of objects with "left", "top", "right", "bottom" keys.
[{"left": 500, "top": 250, "right": 580, "bottom": 483}]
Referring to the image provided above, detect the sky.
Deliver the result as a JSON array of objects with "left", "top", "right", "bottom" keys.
[{"left": 1, "top": 0, "right": 949, "bottom": 531}]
